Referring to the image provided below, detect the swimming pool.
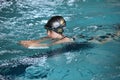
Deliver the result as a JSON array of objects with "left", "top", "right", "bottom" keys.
[{"left": 0, "top": 0, "right": 120, "bottom": 80}]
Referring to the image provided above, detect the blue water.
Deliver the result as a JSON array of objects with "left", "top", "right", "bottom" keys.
[{"left": 0, "top": 0, "right": 120, "bottom": 80}]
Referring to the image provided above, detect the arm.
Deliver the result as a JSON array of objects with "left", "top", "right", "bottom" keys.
[
  {"left": 20, "top": 37, "right": 73, "bottom": 48},
  {"left": 19, "top": 36, "right": 50, "bottom": 48},
  {"left": 50, "top": 37, "right": 74, "bottom": 46},
  {"left": 28, "top": 37, "right": 73, "bottom": 47}
]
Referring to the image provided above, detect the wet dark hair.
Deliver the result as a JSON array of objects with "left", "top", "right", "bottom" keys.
[{"left": 44, "top": 16, "right": 66, "bottom": 34}]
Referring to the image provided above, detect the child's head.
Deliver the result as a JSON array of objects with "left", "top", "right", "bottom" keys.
[{"left": 44, "top": 16, "right": 66, "bottom": 35}]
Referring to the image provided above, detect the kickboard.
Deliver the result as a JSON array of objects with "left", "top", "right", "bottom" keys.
[{"left": 28, "top": 46, "right": 49, "bottom": 49}]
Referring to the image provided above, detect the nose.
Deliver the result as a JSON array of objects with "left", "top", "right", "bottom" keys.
[{"left": 47, "top": 31, "right": 51, "bottom": 36}]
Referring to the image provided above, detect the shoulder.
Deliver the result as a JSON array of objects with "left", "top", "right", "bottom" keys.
[
  {"left": 61, "top": 37, "right": 74, "bottom": 43},
  {"left": 51, "top": 37, "right": 74, "bottom": 45}
]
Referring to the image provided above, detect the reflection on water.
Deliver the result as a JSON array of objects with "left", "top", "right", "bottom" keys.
[{"left": 0, "top": 0, "right": 120, "bottom": 80}]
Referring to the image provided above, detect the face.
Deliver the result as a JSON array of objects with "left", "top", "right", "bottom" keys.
[{"left": 47, "top": 30, "right": 61, "bottom": 38}]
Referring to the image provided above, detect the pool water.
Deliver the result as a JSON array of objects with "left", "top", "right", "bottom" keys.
[{"left": 0, "top": 0, "right": 120, "bottom": 80}]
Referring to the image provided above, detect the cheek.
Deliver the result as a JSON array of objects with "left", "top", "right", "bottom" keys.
[{"left": 49, "top": 33, "right": 55, "bottom": 38}]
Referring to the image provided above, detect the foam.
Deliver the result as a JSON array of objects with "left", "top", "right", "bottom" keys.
[
  {"left": 0, "top": 50, "right": 23, "bottom": 55},
  {"left": 0, "top": 56, "right": 48, "bottom": 68},
  {"left": 0, "top": 75, "right": 6, "bottom": 80},
  {"left": 19, "top": 56, "right": 48, "bottom": 66},
  {"left": 64, "top": 52, "right": 75, "bottom": 64}
]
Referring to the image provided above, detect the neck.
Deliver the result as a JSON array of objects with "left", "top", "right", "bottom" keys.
[
  {"left": 55, "top": 34, "right": 64, "bottom": 39},
  {"left": 48, "top": 30, "right": 65, "bottom": 39}
]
